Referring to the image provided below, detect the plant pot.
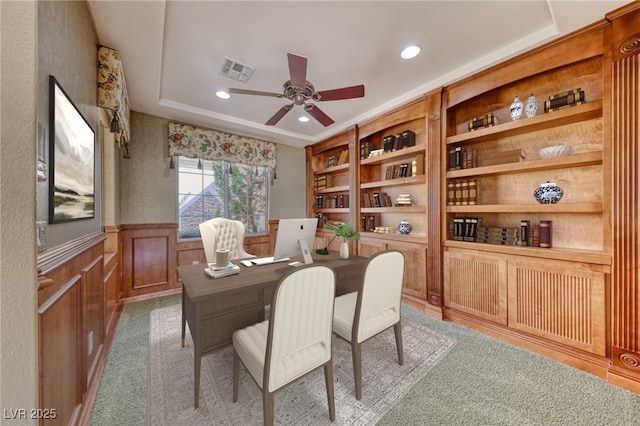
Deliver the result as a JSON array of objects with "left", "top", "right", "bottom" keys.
[{"left": 340, "top": 240, "right": 349, "bottom": 259}]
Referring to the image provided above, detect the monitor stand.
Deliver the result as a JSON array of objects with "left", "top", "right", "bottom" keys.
[{"left": 289, "top": 239, "right": 314, "bottom": 267}]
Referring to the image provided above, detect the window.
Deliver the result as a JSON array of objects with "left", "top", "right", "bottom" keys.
[{"left": 177, "top": 157, "right": 269, "bottom": 239}]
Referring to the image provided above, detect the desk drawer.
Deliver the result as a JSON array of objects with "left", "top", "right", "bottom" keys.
[
  {"left": 201, "top": 307, "right": 263, "bottom": 353},
  {"left": 201, "top": 288, "right": 263, "bottom": 318}
]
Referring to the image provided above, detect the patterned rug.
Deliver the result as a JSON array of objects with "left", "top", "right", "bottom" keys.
[{"left": 147, "top": 304, "right": 456, "bottom": 425}]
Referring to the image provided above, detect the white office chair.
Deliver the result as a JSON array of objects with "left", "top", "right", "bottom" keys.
[
  {"left": 232, "top": 265, "right": 337, "bottom": 426},
  {"left": 199, "top": 217, "right": 255, "bottom": 263},
  {"left": 332, "top": 249, "right": 405, "bottom": 400}
]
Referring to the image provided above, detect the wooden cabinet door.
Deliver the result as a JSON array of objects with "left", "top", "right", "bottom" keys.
[
  {"left": 358, "top": 237, "right": 387, "bottom": 257},
  {"left": 386, "top": 240, "right": 427, "bottom": 300},
  {"left": 507, "top": 258, "right": 607, "bottom": 356},
  {"left": 444, "top": 249, "right": 508, "bottom": 325}
]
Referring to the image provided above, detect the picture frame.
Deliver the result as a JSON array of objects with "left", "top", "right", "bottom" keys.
[{"left": 48, "top": 76, "right": 95, "bottom": 223}]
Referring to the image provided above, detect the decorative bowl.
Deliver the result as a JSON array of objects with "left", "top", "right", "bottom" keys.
[
  {"left": 534, "top": 182, "right": 564, "bottom": 204},
  {"left": 538, "top": 144, "right": 572, "bottom": 159}
]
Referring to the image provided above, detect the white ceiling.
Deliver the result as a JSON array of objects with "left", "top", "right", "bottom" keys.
[{"left": 87, "top": 1, "right": 631, "bottom": 148}]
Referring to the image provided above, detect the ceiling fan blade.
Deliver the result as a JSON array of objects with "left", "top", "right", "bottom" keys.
[
  {"left": 265, "top": 104, "right": 293, "bottom": 126},
  {"left": 305, "top": 104, "right": 335, "bottom": 127},
  {"left": 317, "top": 85, "right": 365, "bottom": 101},
  {"left": 287, "top": 53, "right": 307, "bottom": 87},
  {"left": 229, "top": 88, "right": 281, "bottom": 97}
]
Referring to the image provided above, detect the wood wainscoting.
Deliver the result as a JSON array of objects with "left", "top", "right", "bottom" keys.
[{"left": 37, "top": 232, "right": 107, "bottom": 426}]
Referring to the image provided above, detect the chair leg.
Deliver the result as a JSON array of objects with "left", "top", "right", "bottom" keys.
[
  {"left": 232, "top": 350, "right": 240, "bottom": 403},
  {"left": 394, "top": 321, "right": 404, "bottom": 366},
  {"left": 263, "top": 391, "right": 274, "bottom": 426},
  {"left": 324, "top": 361, "right": 336, "bottom": 421},
  {"left": 351, "top": 340, "right": 363, "bottom": 400}
]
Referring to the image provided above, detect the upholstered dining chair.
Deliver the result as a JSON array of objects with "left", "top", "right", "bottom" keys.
[
  {"left": 232, "top": 265, "right": 337, "bottom": 426},
  {"left": 332, "top": 249, "right": 405, "bottom": 400},
  {"left": 199, "top": 217, "right": 255, "bottom": 263}
]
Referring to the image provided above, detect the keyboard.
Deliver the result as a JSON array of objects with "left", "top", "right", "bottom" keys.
[{"left": 250, "top": 256, "right": 290, "bottom": 266}]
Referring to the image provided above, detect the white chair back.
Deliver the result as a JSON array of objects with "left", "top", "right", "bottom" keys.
[
  {"left": 199, "top": 217, "right": 254, "bottom": 262},
  {"left": 265, "top": 265, "right": 336, "bottom": 392},
  {"left": 355, "top": 250, "right": 405, "bottom": 343}
]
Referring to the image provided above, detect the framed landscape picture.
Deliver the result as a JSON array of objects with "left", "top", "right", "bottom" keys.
[{"left": 48, "top": 76, "right": 95, "bottom": 223}]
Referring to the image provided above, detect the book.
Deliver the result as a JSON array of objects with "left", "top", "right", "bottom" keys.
[
  {"left": 520, "top": 220, "right": 530, "bottom": 246},
  {"left": 544, "top": 88, "right": 585, "bottom": 113},
  {"left": 412, "top": 154, "right": 425, "bottom": 176},
  {"left": 204, "top": 263, "right": 240, "bottom": 279},
  {"left": 539, "top": 220, "right": 552, "bottom": 248},
  {"left": 468, "top": 113, "right": 497, "bottom": 131}
]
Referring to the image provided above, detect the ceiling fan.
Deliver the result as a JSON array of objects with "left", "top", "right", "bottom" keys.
[{"left": 229, "top": 53, "right": 365, "bottom": 127}]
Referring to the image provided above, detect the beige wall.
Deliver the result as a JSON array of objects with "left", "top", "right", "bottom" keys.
[
  {"left": 120, "top": 111, "right": 307, "bottom": 225},
  {"left": 0, "top": 1, "right": 38, "bottom": 419}
]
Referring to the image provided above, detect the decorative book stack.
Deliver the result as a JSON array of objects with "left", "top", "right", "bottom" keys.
[
  {"left": 362, "top": 192, "right": 393, "bottom": 208},
  {"left": 313, "top": 174, "right": 332, "bottom": 190},
  {"left": 361, "top": 215, "right": 380, "bottom": 232},
  {"left": 452, "top": 217, "right": 481, "bottom": 242},
  {"left": 477, "top": 225, "right": 519, "bottom": 245},
  {"left": 544, "top": 88, "right": 585, "bottom": 113},
  {"left": 204, "top": 262, "right": 240, "bottom": 279},
  {"left": 396, "top": 194, "right": 413, "bottom": 207},
  {"left": 449, "top": 146, "right": 478, "bottom": 170},
  {"left": 468, "top": 113, "right": 498, "bottom": 131}
]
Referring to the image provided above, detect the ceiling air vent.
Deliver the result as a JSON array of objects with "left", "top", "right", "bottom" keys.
[{"left": 219, "top": 57, "right": 255, "bottom": 83}]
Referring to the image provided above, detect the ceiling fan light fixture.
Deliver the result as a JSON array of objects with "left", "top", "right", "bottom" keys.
[
  {"left": 216, "top": 90, "right": 230, "bottom": 99},
  {"left": 298, "top": 116, "right": 309, "bottom": 122},
  {"left": 401, "top": 45, "right": 421, "bottom": 59}
]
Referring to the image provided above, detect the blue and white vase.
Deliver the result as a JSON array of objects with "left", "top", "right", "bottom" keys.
[
  {"left": 398, "top": 220, "right": 412, "bottom": 235},
  {"left": 525, "top": 93, "right": 539, "bottom": 118},
  {"left": 510, "top": 96, "right": 524, "bottom": 121}
]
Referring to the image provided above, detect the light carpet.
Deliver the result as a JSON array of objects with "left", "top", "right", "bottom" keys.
[{"left": 147, "top": 304, "right": 456, "bottom": 425}]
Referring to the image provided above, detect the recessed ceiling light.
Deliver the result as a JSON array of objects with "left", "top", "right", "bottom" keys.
[
  {"left": 401, "top": 45, "right": 421, "bottom": 59},
  {"left": 216, "top": 90, "right": 230, "bottom": 99},
  {"left": 298, "top": 116, "right": 310, "bottom": 123}
]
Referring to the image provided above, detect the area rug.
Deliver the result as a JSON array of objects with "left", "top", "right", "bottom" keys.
[{"left": 147, "top": 304, "right": 456, "bottom": 425}]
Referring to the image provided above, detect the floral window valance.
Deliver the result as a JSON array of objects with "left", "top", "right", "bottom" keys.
[
  {"left": 168, "top": 122, "right": 277, "bottom": 179},
  {"left": 98, "top": 45, "right": 131, "bottom": 158}
]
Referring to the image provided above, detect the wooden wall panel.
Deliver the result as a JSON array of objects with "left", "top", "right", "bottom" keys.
[
  {"left": 610, "top": 5, "right": 640, "bottom": 383},
  {"left": 38, "top": 275, "right": 82, "bottom": 426},
  {"left": 443, "top": 250, "right": 508, "bottom": 324},
  {"left": 120, "top": 224, "right": 179, "bottom": 299},
  {"left": 83, "top": 256, "right": 104, "bottom": 385},
  {"left": 507, "top": 260, "right": 607, "bottom": 356}
]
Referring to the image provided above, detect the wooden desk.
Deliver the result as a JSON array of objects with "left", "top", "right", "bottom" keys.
[{"left": 178, "top": 251, "right": 367, "bottom": 408}]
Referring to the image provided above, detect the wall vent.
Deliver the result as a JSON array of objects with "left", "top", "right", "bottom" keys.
[{"left": 218, "top": 57, "right": 255, "bottom": 83}]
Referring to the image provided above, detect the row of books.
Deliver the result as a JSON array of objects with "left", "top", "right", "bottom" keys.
[
  {"left": 325, "top": 149, "right": 349, "bottom": 168},
  {"left": 360, "top": 130, "right": 416, "bottom": 160},
  {"left": 315, "top": 194, "right": 349, "bottom": 209},
  {"left": 362, "top": 192, "right": 393, "bottom": 208},
  {"left": 449, "top": 217, "right": 553, "bottom": 248},
  {"left": 384, "top": 155, "right": 425, "bottom": 180},
  {"left": 361, "top": 215, "right": 381, "bottom": 232},
  {"left": 519, "top": 219, "right": 552, "bottom": 248},
  {"left": 448, "top": 146, "right": 478, "bottom": 170},
  {"left": 446, "top": 179, "right": 479, "bottom": 206},
  {"left": 448, "top": 147, "right": 526, "bottom": 170},
  {"left": 313, "top": 174, "right": 333, "bottom": 190}
]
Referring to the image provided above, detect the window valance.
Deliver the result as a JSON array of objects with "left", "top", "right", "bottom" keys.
[
  {"left": 168, "top": 122, "right": 277, "bottom": 178},
  {"left": 98, "top": 45, "right": 131, "bottom": 157}
]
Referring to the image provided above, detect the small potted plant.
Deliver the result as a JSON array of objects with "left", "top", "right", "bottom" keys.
[{"left": 324, "top": 222, "right": 360, "bottom": 259}]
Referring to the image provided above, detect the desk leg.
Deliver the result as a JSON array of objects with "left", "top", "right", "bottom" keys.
[
  {"left": 181, "top": 285, "right": 186, "bottom": 347},
  {"left": 193, "top": 303, "right": 201, "bottom": 409}
]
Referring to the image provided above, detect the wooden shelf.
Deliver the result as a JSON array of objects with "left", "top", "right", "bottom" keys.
[
  {"left": 314, "top": 208, "right": 350, "bottom": 213},
  {"left": 446, "top": 100, "right": 603, "bottom": 145},
  {"left": 444, "top": 239, "right": 610, "bottom": 265},
  {"left": 361, "top": 231, "right": 428, "bottom": 244},
  {"left": 314, "top": 185, "right": 349, "bottom": 194},
  {"left": 447, "top": 151, "right": 602, "bottom": 178},
  {"left": 360, "top": 145, "right": 425, "bottom": 165},
  {"left": 361, "top": 174, "right": 426, "bottom": 189},
  {"left": 361, "top": 206, "right": 425, "bottom": 213},
  {"left": 313, "top": 163, "right": 349, "bottom": 175},
  {"left": 447, "top": 202, "right": 602, "bottom": 214}
]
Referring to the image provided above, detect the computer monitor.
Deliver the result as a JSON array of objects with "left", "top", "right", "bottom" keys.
[{"left": 273, "top": 218, "right": 318, "bottom": 265}]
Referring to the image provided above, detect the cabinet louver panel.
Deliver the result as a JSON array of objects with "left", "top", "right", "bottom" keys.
[
  {"left": 508, "top": 261, "right": 606, "bottom": 355},
  {"left": 444, "top": 251, "right": 507, "bottom": 324}
]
